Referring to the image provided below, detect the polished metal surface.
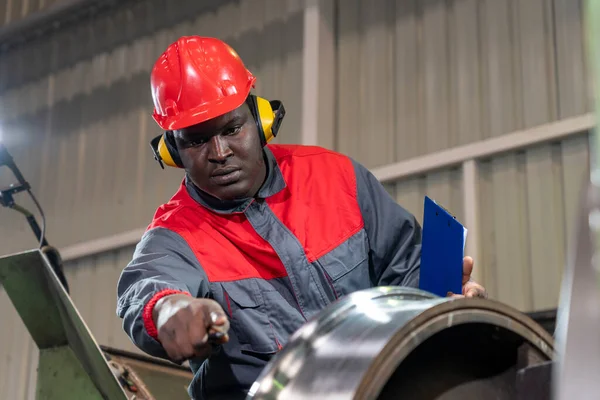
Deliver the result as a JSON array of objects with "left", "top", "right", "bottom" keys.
[{"left": 247, "top": 287, "right": 554, "bottom": 400}]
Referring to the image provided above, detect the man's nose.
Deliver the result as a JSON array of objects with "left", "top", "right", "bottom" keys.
[{"left": 207, "top": 136, "right": 233, "bottom": 163}]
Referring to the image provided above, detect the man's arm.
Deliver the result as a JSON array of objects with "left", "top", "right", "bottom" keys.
[
  {"left": 352, "top": 159, "right": 422, "bottom": 288},
  {"left": 116, "top": 227, "right": 211, "bottom": 360}
]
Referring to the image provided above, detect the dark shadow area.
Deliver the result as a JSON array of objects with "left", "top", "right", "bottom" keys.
[
  {"left": 526, "top": 309, "right": 557, "bottom": 336},
  {"left": 0, "top": 0, "right": 304, "bottom": 93},
  {"left": 0, "top": 0, "right": 138, "bottom": 50},
  {"left": 35, "top": 70, "right": 151, "bottom": 139},
  {"left": 1, "top": 8, "right": 304, "bottom": 129},
  {"left": 377, "top": 323, "right": 548, "bottom": 400}
]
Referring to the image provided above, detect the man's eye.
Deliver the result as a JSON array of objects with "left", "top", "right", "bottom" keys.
[
  {"left": 188, "top": 139, "right": 207, "bottom": 147},
  {"left": 225, "top": 126, "right": 242, "bottom": 135}
]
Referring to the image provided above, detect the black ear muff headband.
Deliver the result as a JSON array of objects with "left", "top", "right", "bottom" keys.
[
  {"left": 245, "top": 94, "right": 286, "bottom": 147},
  {"left": 150, "top": 95, "right": 285, "bottom": 169}
]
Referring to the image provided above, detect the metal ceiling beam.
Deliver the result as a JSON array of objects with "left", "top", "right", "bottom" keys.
[{"left": 0, "top": 0, "right": 140, "bottom": 54}]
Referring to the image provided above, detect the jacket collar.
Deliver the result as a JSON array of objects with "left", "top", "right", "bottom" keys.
[{"left": 185, "top": 146, "right": 286, "bottom": 214}]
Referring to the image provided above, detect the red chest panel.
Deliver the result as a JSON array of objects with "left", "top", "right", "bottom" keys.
[
  {"left": 148, "top": 145, "right": 365, "bottom": 282},
  {"left": 266, "top": 145, "right": 364, "bottom": 262}
]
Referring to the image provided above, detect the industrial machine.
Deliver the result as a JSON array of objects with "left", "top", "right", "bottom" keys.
[
  {"left": 0, "top": 249, "right": 194, "bottom": 400},
  {"left": 246, "top": 287, "right": 554, "bottom": 400}
]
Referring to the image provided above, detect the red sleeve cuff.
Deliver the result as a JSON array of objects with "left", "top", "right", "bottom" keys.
[{"left": 142, "top": 289, "right": 191, "bottom": 340}]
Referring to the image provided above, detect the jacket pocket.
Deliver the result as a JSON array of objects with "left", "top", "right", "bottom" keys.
[
  {"left": 220, "top": 280, "right": 279, "bottom": 355},
  {"left": 316, "top": 229, "right": 371, "bottom": 297}
]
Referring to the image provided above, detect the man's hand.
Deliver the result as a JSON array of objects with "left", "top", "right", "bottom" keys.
[
  {"left": 448, "top": 256, "right": 487, "bottom": 299},
  {"left": 153, "top": 294, "right": 230, "bottom": 363}
]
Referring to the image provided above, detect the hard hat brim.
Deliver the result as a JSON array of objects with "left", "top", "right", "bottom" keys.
[{"left": 153, "top": 81, "right": 254, "bottom": 131}]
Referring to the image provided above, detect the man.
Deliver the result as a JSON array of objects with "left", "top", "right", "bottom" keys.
[{"left": 116, "top": 36, "right": 486, "bottom": 400}]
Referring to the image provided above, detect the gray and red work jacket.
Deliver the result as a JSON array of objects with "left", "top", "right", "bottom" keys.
[{"left": 116, "top": 144, "right": 422, "bottom": 400}]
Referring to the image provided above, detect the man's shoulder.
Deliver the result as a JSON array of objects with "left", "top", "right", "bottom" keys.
[
  {"left": 268, "top": 144, "right": 359, "bottom": 194},
  {"left": 147, "top": 184, "right": 205, "bottom": 232},
  {"left": 267, "top": 144, "right": 352, "bottom": 166},
  {"left": 150, "top": 198, "right": 186, "bottom": 224}
]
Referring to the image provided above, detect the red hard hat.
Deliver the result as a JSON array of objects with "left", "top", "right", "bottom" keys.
[{"left": 150, "top": 36, "right": 256, "bottom": 131}]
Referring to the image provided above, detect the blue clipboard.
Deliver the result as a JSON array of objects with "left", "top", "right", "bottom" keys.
[{"left": 419, "top": 196, "right": 467, "bottom": 297}]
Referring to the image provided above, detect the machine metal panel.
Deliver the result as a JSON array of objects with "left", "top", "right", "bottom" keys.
[
  {"left": 0, "top": 249, "right": 127, "bottom": 399},
  {"left": 37, "top": 347, "right": 106, "bottom": 400}
]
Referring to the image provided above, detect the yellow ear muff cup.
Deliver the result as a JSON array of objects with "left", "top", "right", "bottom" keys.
[
  {"left": 158, "top": 134, "right": 183, "bottom": 168},
  {"left": 255, "top": 96, "right": 276, "bottom": 143}
]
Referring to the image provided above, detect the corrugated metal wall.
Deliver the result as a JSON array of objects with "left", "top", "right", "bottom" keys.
[
  {"left": 0, "top": 0, "right": 71, "bottom": 26},
  {"left": 336, "top": 0, "right": 588, "bottom": 168},
  {"left": 477, "top": 133, "right": 590, "bottom": 312},
  {"left": 0, "top": 0, "right": 593, "bottom": 397},
  {"left": 0, "top": 0, "right": 304, "bottom": 256}
]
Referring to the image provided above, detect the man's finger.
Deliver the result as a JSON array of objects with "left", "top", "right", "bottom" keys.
[
  {"left": 462, "top": 256, "right": 474, "bottom": 285},
  {"left": 187, "top": 320, "right": 216, "bottom": 360},
  {"left": 201, "top": 301, "right": 230, "bottom": 333},
  {"left": 210, "top": 311, "right": 230, "bottom": 331},
  {"left": 199, "top": 303, "right": 230, "bottom": 346},
  {"left": 463, "top": 281, "right": 487, "bottom": 298}
]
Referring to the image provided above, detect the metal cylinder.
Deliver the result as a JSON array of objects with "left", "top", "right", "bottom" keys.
[{"left": 247, "top": 287, "right": 554, "bottom": 400}]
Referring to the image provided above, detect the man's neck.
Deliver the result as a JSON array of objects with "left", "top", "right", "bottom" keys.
[{"left": 185, "top": 147, "right": 285, "bottom": 214}]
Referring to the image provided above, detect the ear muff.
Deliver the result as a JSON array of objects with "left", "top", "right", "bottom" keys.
[
  {"left": 150, "top": 131, "right": 184, "bottom": 169},
  {"left": 246, "top": 95, "right": 286, "bottom": 147}
]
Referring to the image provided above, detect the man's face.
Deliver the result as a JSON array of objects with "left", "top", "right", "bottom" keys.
[{"left": 173, "top": 103, "right": 266, "bottom": 201}]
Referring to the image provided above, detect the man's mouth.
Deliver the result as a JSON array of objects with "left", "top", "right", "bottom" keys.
[
  {"left": 211, "top": 166, "right": 240, "bottom": 177},
  {"left": 210, "top": 166, "right": 242, "bottom": 185}
]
